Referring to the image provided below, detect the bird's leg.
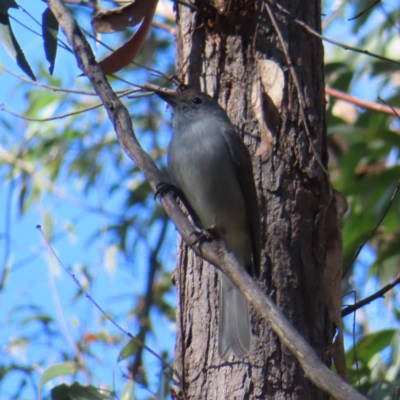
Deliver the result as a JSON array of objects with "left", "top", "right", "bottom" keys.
[
  {"left": 155, "top": 183, "right": 209, "bottom": 244},
  {"left": 190, "top": 215, "right": 221, "bottom": 246},
  {"left": 154, "top": 182, "right": 181, "bottom": 200},
  {"left": 190, "top": 225, "right": 213, "bottom": 246}
]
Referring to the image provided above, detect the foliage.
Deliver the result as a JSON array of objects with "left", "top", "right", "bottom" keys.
[{"left": 0, "top": 0, "right": 399, "bottom": 399}]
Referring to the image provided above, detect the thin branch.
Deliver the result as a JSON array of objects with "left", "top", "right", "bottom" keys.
[
  {"left": 46, "top": 1, "right": 367, "bottom": 399},
  {"left": 131, "top": 217, "right": 170, "bottom": 380},
  {"left": 343, "top": 179, "right": 400, "bottom": 278},
  {"left": 326, "top": 86, "right": 400, "bottom": 116},
  {"left": 12, "top": 8, "right": 72, "bottom": 53},
  {"left": 378, "top": 97, "right": 400, "bottom": 118},
  {"left": 4, "top": 67, "right": 99, "bottom": 96},
  {"left": 46, "top": 239, "right": 88, "bottom": 369},
  {"left": 264, "top": 0, "right": 329, "bottom": 175},
  {"left": 271, "top": 1, "right": 400, "bottom": 66},
  {"left": 342, "top": 275, "right": 400, "bottom": 317},
  {"left": 348, "top": 0, "right": 380, "bottom": 21},
  {"left": 36, "top": 225, "right": 179, "bottom": 384},
  {"left": 0, "top": 89, "right": 150, "bottom": 122},
  {"left": 5, "top": 66, "right": 147, "bottom": 97}
]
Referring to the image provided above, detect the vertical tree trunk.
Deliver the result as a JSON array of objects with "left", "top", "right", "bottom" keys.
[{"left": 171, "top": 0, "right": 333, "bottom": 398}]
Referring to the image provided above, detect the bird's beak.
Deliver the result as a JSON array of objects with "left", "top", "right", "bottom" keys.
[{"left": 154, "top": 89, "right": 181, "bottom": 107}]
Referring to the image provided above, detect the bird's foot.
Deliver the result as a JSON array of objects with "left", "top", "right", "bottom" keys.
[
  {"left": 154, "top": 182, "right": 180, "bottom": 200},
  {"left": 190, "top": 226, "right": 213, "bottom": 246}
]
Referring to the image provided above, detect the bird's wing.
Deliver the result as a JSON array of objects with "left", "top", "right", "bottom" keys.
[{"left": 221, "top": 125, "right": 261, "bottom": 278}]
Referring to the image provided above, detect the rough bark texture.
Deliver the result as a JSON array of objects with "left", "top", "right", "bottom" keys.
[{"left": 171, "top": 0, "right": 333, "bottom": 398}]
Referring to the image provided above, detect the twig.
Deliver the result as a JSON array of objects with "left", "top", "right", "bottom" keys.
[
  {"left": 36, "top": 225, "right": 179, "bottom": 384},
  {"left": 378, "top": 97, "right": 400, "bottom": 118},
  {"left": 0, "top": 89, "right": 149, "bottom": 122},
  {"left": 348, "top": 0, "right": 380, "bottom": 21},
  {"left": 326, "top": 86, "right": 400, "bottom": 116},
  {"left": 13, "top": 7, "right": 72, "bottom": 53},
  {"left": 342, "top": 275, "right": 400, "bottom": 317},
  {"left": 46, "top": 1, "right": 367, "bottom": 398},
  {"left": 4, "top": 67, "right": 100, "bottom": 96},
  {"left": 131, "top": 217, "right": 169, "bottom": 380},
  {"left": 271, "top": 0, "right": 400, "bottom": 66},
  {"left": 343, "top": 179, "right": 400, "bottom": 278},
  {"left": 263, "top": 0, "right": 329, "bottom": 175}
]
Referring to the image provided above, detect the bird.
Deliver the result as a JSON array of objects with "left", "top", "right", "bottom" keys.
[{"left": 155, "top": 86, "right": 260, "bottom": 360}]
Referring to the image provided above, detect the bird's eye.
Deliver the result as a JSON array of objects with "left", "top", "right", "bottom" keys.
[{"left": 192, "top": 97, "right": 203, "bottom": 105}]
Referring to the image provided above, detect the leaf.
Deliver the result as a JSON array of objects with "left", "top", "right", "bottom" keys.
[
  {"left": 118, "top": 340, "right": 138, "bottom": 361},
  {"left": 43, "top": 210, "right": 54, "bottom": 239},
  {"left": 51, "top": 383, "right": 110, "bottom": 400},
  {"left": 39, "top": 362, "right": 79, "bottom": 390},
  {"left": 42, "top": 7, "right": 59, "bottom": 75},
  {"left": 0, "top": 13, "right": 35, "bottom": 80},
  {"left": 346, "top": 329, "right": 397, "bottom": 365},
  {"left": 97, "top": 0, "right": 158, "bottom": 75},
  {"left": 92, "top": 0, "right": 156, "bottom": 33},
  {"left": 0, "top": 0, "right": 18, "bottom": 14},
  {"left": 120, "top": 380, "right": 135, "bottom": 400}
]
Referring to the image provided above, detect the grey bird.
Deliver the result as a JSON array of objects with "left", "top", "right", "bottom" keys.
[{"left": 156, "top": 87, "right": 261, "bottom": 360}]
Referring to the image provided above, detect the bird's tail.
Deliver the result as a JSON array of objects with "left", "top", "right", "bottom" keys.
[{"left": 218, "top": 271, "right": 251, "bottom": 360}]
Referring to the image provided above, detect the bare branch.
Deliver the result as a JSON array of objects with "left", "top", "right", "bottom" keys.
[
  {"left": 0, "top": 89, "right": 150, "bottom": 122},
  {"left": 45, "top": 1, "right": 367, "bottom": 399},
  {"left": 36, "top": 225, "right": 178, "bottom": 383},
  {"left": 343, "top": 179, "right": 400, "bottom": 278},
  {"left": 326, "top": 86, "right": 400, "bottom": 116},
  {"left": 271, "top": 0, "right": 400, "bottom": 66},
  {"left": 263, "top": 0, "right": 329, "bottom": 176},
  {"left": 342, "top": 274, "right": 400, "bottom": 317},
  {"left": 348, "top": 0, "right": 380, "bottom": 21}
]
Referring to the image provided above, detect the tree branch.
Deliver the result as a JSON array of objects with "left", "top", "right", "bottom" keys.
[
  {"left": 46, "top": 1, "right": 366, "bottom": 399},
  {"left": 326, "top": 86, "right": 400, "bottom": 116},
  {"left": 271, "top": 0, "right": 400, "bottom": 66},
  {"left": 343, "top": 178, "right": 400, "bottom": 278},
  {"left": 342, "top": 274, "right": 400, "bottom": 318}
]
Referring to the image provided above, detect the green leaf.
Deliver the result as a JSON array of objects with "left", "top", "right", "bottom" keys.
[
  {"left": 118, "top": 340, "right": 138, "bottom": 361},
  {"left": 0, "top": 0, "right": 18, "bottom": 14},
  {"left": 43, "top": 210, "right": 54, "bottom": 239},
  {"left": 120, "top": 380, "right": 135, "bottom": 400},
  {"left": 42, "top": 7, "right": 58, "bottom": 75},
  {"left": 39, "top": 362, "right": 79, "bottom": 390},
  {"left": 51, "top": 383, "right": 110, "bottom": 400},
  {"left": 346, "top": 329, "right": 397, "bottom": 365},
  {"left": 0, "top": 14, "right": 35, "bottom": 80}
]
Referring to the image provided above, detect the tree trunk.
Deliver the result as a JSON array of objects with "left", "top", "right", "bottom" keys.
[{"left": 171, "top": 0, "right": 333, "bottom": 398}]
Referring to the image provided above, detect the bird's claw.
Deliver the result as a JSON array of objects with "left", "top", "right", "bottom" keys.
[
  {"left": 154, "top": 182, "right": 179, "bottom": 200},
  {"left": 190, "top": 226, "right": 213, "bottom": 246}
]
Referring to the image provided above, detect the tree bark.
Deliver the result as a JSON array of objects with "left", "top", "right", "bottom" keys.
[{"left": 171, "top": 0, "right": 333, "bottom": 398}]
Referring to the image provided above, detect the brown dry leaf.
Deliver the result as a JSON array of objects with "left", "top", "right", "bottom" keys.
[
  {"left": 92, "top": 0, "right": 157, "bottom": 33},
  {"left": 252, "top": 60, "right": 284, "bottom": 157},
  {"left": 96, "top": 0, "right": 158, "bottom": 75}
]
